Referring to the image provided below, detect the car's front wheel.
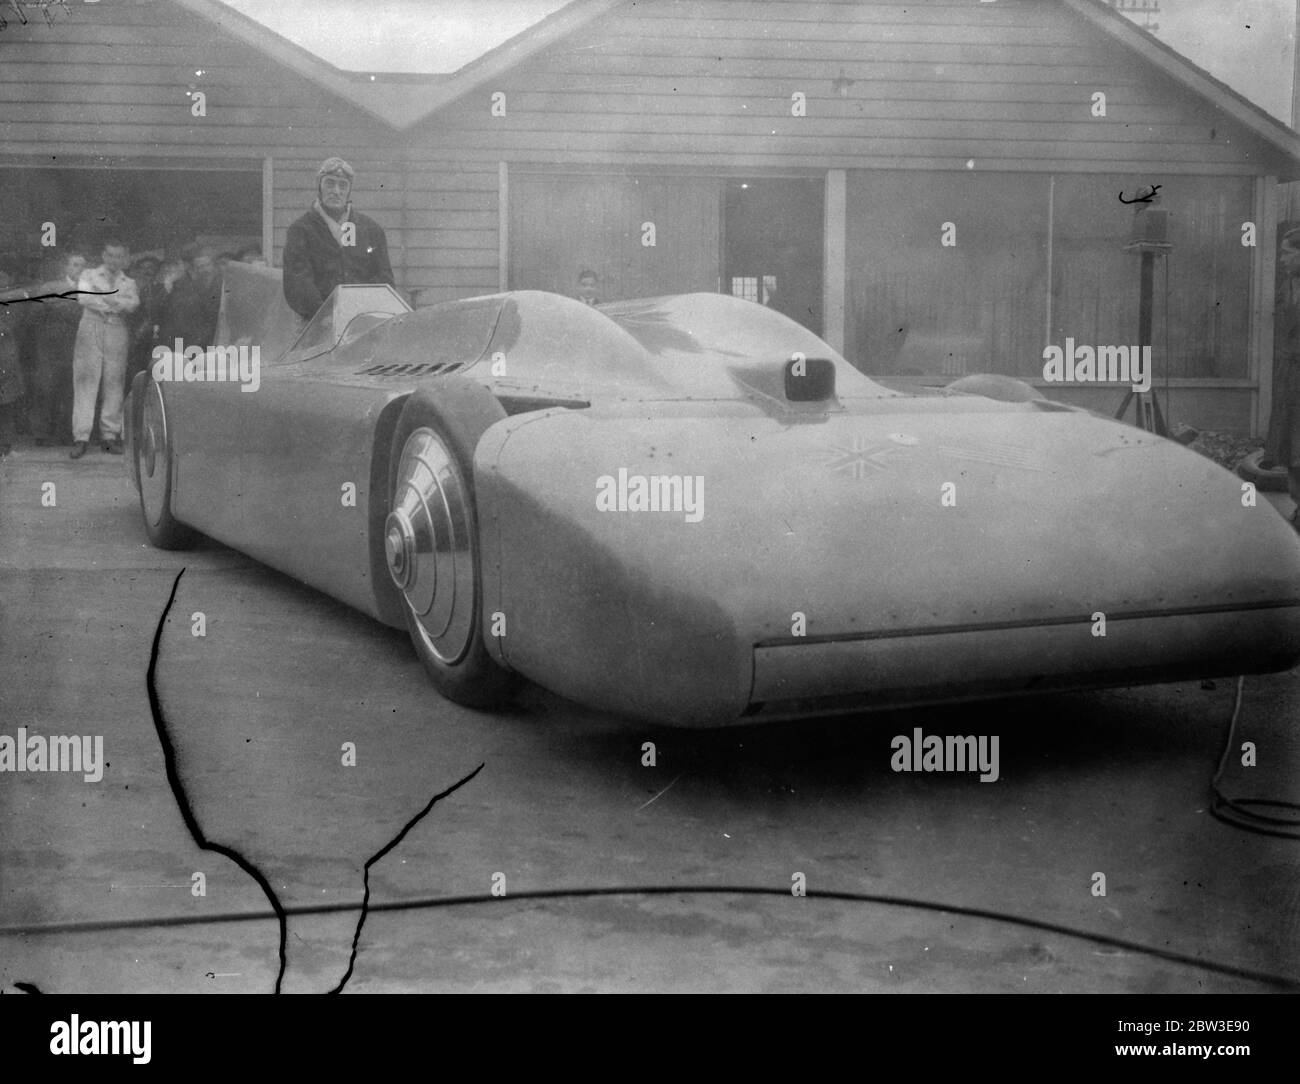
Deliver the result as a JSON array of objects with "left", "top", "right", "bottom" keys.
[
  {"left": 385, "top": 384, "right": 519, "bottom": 709},
  {"left": 136, "top": 379, "right": 196, "bottom": 549}
]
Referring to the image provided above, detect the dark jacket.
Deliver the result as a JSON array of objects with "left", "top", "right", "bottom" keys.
[
  {"left": 133, "top": 280, "right": 169, "bottom": 345},
  {"left": 0, "top": 299, "right": 23, "bottom": 406},
  {"left": 33, "top": 277, "right": 84, "bottom": 356},
  {"left": 282, "top": 206, "right": 395, "bottom": 319},
  {"left": 159, "top": 272, "right": 223, "bottom": 348}
]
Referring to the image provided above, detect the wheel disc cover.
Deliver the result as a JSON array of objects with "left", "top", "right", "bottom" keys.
[
  {"left": 385, "top": 426, "right": 475, "bottom": 665},
  {"left": 139, "top": 384, "right": 169, "bottom": 530}
]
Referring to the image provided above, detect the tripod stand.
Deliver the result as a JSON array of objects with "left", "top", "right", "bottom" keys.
[{"left": 1114, "top": 244, "right": 1169, "bottom": 436}]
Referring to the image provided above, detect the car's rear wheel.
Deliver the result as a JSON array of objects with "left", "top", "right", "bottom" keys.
[
  {"left": 385, "top": 384, "right": 518, "bottom": 708},
  {"left": 137, "top": 379, "right": 196, "bottom": 549}
]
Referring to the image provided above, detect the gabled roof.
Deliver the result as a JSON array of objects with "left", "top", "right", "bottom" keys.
[
  {"left": 173, "top": 0, "right": 621, "bottom": 129},
  {"left": 181, "top": 0, "right": 1300, "bottom": 172},
  {"left": 1063, "top": 0, "right": 1300, "bottom": 173}
]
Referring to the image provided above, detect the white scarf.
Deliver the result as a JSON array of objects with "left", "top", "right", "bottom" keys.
[{"left": 313, "top": 199, "right": 353, "bottom": 245}]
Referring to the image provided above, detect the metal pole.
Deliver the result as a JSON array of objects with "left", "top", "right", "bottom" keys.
[
  {"left": 1139, "top": 248, "right": 1154, "bottom": 350},
  {"left": 1118, "top": 247, "right": 1166, "bottom": 434},
  {"left": 1137, "top": 249, "right": 1168, "bottom": 433},
  {"left": 1293, "top": 0, "right": 1300, "bottom": 129}
]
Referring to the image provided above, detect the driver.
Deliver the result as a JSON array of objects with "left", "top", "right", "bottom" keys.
[
  {"left": 1278, "top": 226, "right": 1300, "bottom": 530},
  {"left": 282, "top": 156, "right": 396, "bottom": 320}
]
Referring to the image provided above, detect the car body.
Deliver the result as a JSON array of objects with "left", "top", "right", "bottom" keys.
[{"left": 124, "top": 262, "right": 1300, "bottom": 726}]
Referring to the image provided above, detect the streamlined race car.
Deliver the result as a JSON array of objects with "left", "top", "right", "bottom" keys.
[{"left": 124, "top": 263, "right": 1300, "bottom": 726}]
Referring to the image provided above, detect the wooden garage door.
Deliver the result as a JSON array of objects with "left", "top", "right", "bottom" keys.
[{"left": 508, "top": 173, "right": 720, "bottom": 304}]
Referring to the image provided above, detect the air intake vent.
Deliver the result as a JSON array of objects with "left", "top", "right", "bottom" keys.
[
  {"left": 355, "top": 362, "right": 463, "bottom": 378},
  {"left": 785, "top": 356, "right": 835, "bottom": 401}
]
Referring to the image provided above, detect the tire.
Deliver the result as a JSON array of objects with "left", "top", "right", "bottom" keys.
[
  {"left": 384, "top": 383, "right": 519, "bottom": 709},
  {"left": 136, "top": 379, "right": 197, "bottom": 549},
  {"left": 123, "top": 371, "right": 146, "bottom": 494},
  {"left": 1236, "top": 448, "right": 1289, "bottom": 493}
]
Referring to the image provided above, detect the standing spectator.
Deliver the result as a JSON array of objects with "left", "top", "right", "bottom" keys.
[
  {"left": 70, "top": 239, "right": 138, "bottom": 459},
  {"left": 1277, "top": 227, "right": 1300, "bottom": 530},
  {"left": 575, "top": 269, "right": 601, "bottom": 306},
  {"left": 159, "top": 254, "right": 187, "bottom": 295},
  {"left": 13, "top": 256, "right": 42, "bottom": 439},
  {"left": 0, "top": 264, "right": 26, "bottom": 457},
  {"left": 127, "top": 255, "right": 163, "bottom": 387},
  {"left": 158, "top": 246, "right": 223, "bottom": 350},
  {"left": 282, "top": 156, "right": 395, "bottom": 320},
  {"left": 30, "top": 250, "right": 87, "bottom": 447}
]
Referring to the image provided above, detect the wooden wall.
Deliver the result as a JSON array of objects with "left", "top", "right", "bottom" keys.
[
  {"left": 418, "top": 0, "right": 1284, "bottom": 173},
  {"left": 404, "top": 0, "right": 1289, "bottom": 312},
  {"left": 0, "top": 0, "right": 406, "bottom": 269},
  {"left": 0, "top": 0, "right": 1289, "bottom": 433},
  {"left": 508, "top": 172, "right": 721, "bottom": 300},
  {"left": 1, "top": 0, "right": 1288, "bottom": 302},
  {"left": 0, "top": 1, "right": 385, "bottom": 157}
]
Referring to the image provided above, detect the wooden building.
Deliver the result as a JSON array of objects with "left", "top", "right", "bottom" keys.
[{"left": 2, "top": 0, "right": 1298, "bottom": 433}]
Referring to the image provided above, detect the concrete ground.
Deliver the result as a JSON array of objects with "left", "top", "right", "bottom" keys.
[{"left": 1, "top": 444, "right": 1298, "bottom": 993}]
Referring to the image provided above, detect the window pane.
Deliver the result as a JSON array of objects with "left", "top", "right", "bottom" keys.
[
  {"left": 730, "top": 276, "right": 757, "bottom": 303},
  {"left": 845, "top": 171, "right": 1049, "bottom": 378}
]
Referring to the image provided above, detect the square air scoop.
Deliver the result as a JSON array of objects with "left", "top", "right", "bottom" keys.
[{"left": 785, "top": 356, "right": 836, "bottom": 401}]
